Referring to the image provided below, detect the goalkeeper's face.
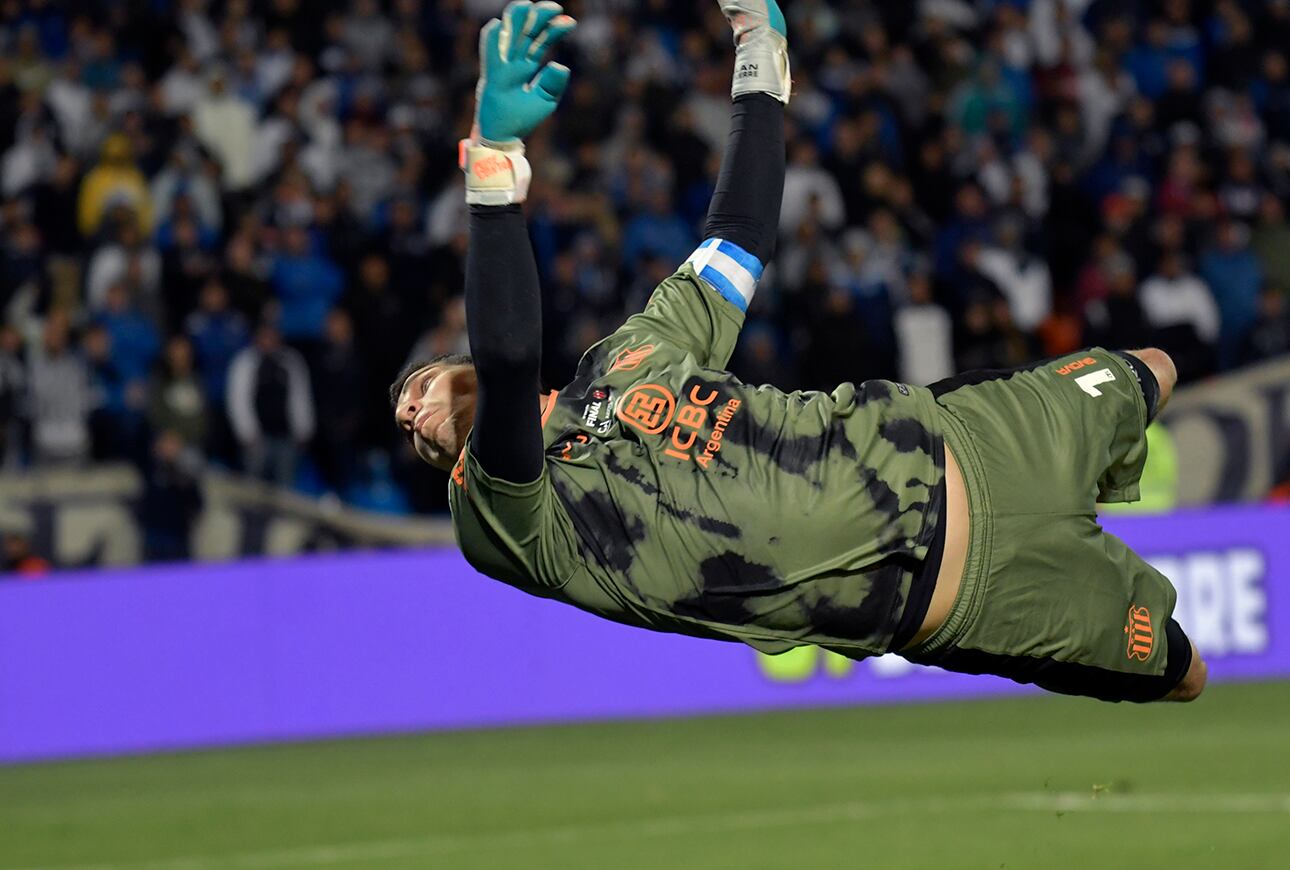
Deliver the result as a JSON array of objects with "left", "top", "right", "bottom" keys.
[{"left": 394, "top": 363, "right": 478, "bottom": 471}]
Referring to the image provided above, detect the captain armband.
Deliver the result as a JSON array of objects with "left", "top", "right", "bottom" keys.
[{"left": 685, "top": 239, "right": 764, "bottom": 313}]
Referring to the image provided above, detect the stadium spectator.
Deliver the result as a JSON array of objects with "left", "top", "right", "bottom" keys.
[
  {"left": 94, "top": 281, "right": 160, "bottom": 385},
  {"left": 402, "top": 295, "right": 469, "bottom": 372},
  {"left": 934, "top": 184, "right": 991, "bottom": 289},
  {"left": 151, "top": 144, "right": 223, "bottom": 237},
  {"left": 312, "top": 308, "right": 363, "bottom": 493},
  {"left": 76, "top": 132, "right": 149, "bottom": 239},
  {"left": 27, "top": 310, "right": 92, "bottom": 465},
  {"left": 1124, "top": 19, "right": 1172, "bottom": 100},
  {"left": 28, "top": 154, "right": 80, "bottom": 262},
  {"left": 85, "top": 221, "right": 161, "bottom": 314},
  {"left": 83, "top": 320, "right": 145, "bottom": 463},
  {"left": 895, "top": 270, "right": 954, "bottom": 387},
  {"left": 802, "top": 260, "right": 870, "bottom": 387},
  {"left": 159, "top": 47, "right": 206, "bottom": 118},
  {"left": 956, "top": 294, "right": 1036, "bottom": 373},
  {"left": 192, "top": 68, "right": 256, "bottom": 193},
  {"left": 1139, "top": 252, "right": 1220, "bottom": 383},
  {"left": 973, "top": 215, "right": 1053, "bottom": 334},
  {"left": 1242, "top": 285, "right": 1290, "bottom": 364},
  {"left": 1200, "top": 219, "right": 1264, "bottom": 368},
  {"left": 269, "top": 224, "right": 343, "bottom": 349},
  {"left": 158, "top": 210, "right": 219, "bottom": 330},
  {"left": 1218, "top": 149, "right": 1262, "bottom": 223},
  {"left": 138, "top": 428, "right": 204, "bottom": 564},
  {"left": 186, "top": 279, "right": 249, "bottom": 417},
  {"left": 338, "top": 121, "right": 398, "bottom": 224},
  {"left": 345, "top": 449, "right": 410, "bottom": 515},
  {"left": 343, "top": 0, "right": 395, "bottom": 73},
  {"left": 2, "top": 110, "right": 57, "bottom": 198},
  {"left": 0, "top": 0, "right": 1288, "bottom": 528},
  {"left": 1254, "top": 49, "right": 1290, "bottom": 144},
  {"left": 621, "top": 178, "right": 695, "bottom": 271},
  {"left": 219, "top": 233, "right": 271, "bottom": 322},
  {"left": 1, "top": 519, "right": 50, "bottom": 578},
  {"left": 349, "top": 253, "right": 413, "bottom": 438},
  {"left": 0, "top": 200, "right": 43, "bottom": 322},
  {"left": 1251, "top": 194, "right": 1290, "bottom": 293},
  {"left": 780, "top": 139, "right": 846, "bottom": 235},
  {"left": 730, "top": 322, "right": 797, "bottom": 392},
  {"left": 226, "top": 321, "right": 314, "bottom": 488},
  {"left": 147, "top": 335, "right": 207, "bottom": 452},
  {"left": 950, "top": 57, "right": 1029, "bottom": 142},
  {"left": 1084, "top": 252, "right": 1151, "bottom": 352},
  {"left": 0, "top": 324, "right": 25, "bottom": 469}
]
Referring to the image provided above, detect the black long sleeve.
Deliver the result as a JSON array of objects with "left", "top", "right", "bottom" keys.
[
  {"left": 702, "top": 93, "right": 786, "bottom": 263},
  {"left": 465, "top": 95, "right": 783, "bottom": 484},
  {"left": 465, "top": 204, "right": 545, "bottom": 484}
]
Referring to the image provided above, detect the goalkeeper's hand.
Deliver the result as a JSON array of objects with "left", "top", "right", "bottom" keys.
[
  {"left": 718, "top": 0, "right": 791, "bottom": 104},
  {"left": 462, "top": 1, "right": 577, "bottom": 206}
]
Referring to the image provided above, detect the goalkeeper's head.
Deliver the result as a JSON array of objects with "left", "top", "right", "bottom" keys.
[{"left": 390, "top": 354, "right": 477, "bottom": 470}]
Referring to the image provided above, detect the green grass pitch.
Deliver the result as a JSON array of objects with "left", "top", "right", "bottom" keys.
[{"left": 3, "top": 680, "right": 1288, "bottom": 869}]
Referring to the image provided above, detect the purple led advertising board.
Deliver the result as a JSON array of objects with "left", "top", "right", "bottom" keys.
[{"left": 1, "top": 504, "right": 1287, "bottom": 763}]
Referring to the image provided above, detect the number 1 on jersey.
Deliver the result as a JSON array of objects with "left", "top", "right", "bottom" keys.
[{"left": 1075, "top": 369, "right": 1116, "bottom": 397}]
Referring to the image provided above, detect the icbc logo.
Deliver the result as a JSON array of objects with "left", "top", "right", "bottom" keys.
[
  {"left": 609, "top": 345, "right": 655, "bottom": 373},
  {"left": 661, "top": 385, "right": 742, "bottom": 466},
  {"left": 662, "top": 385, "right": 720, "bottom": 461},
  {"left": 616, "top": 384, "right": 676, "bottom": 434},
  {"left": 617, "top": 381, "right": 743, "bottom": 468}
]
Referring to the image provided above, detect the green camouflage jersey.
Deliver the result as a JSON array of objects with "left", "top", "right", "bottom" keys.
[{"left": 449, "top": 254, "right": 946, "bottom": 659}]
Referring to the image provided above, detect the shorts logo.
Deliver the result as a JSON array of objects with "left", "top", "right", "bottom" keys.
[
  {"left": 1124, "top": 604, "right": 1154, "bottom": 661},
  {"left": 609, "top": 345, "right": 656, "bottom": 373},
  {"left": 616, "top": 384, "right": 676, "bottom": 435},
  {"left": 451, "top": 449, "right": 467, "bottom": 491},
  {"left": 1056, "top": 357, "right": 1098, "bottom": 376}
]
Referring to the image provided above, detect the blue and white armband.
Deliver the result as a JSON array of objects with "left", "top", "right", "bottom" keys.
[{"left": 686, "top": 238, "right": 764, "bottom": 313}]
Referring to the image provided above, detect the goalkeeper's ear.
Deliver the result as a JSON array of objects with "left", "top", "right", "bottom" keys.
[{"left": 530, "top": 62, "right": 571, "bottom": 103}]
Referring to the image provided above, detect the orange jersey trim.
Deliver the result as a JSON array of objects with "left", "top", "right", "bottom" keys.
[{"left": 540, "top": 390, "right": 560, "bottom": 429}]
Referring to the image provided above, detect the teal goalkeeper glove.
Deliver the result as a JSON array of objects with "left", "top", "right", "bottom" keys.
[
  {"left": 461, "top": 1, "right": 577, "bottom": 205},
  {"left": 718, "top": 0, "right": 792, "bottom": 103}
]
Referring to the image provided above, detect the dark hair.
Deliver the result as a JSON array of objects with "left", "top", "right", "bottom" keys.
[{"left": 387, "top": 353, "right": 474, "bottom": 412}]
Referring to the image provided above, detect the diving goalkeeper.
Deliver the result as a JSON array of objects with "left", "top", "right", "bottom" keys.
[{"left": 393, "top": 1, "right": 1206, "bottom": 703}]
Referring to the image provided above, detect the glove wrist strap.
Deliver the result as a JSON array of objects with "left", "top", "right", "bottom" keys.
[
  {"left": 460, "top": 139, "right": 533, "bottom": 205},
  {"left": 731, "top": 31, "right": 792, "bottom": 104}
]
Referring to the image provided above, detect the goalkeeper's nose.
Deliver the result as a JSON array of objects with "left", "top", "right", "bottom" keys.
[{"left": 396, "top": 397, "right": 420, "bottom": 435}]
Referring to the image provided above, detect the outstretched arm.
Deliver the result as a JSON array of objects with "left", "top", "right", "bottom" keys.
[
  {"left": 465, "top": 205, "right": 544, "bottom": 483},
  {"left": 699, "top": 1, "right": 790, "bottom": 274},
  {"left": 461, "top": 2, "right": 575, "bottom": 484},
  {"left": 604, "top": 1, "right": 789, "bottom": 369},
  {"left": 688, "top": 92, "right": 786, "bottom": 312}
]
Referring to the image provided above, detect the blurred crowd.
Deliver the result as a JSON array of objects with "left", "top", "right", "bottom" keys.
[{"left": 3, "top": 0, "right": 1290, "bottom": 523}]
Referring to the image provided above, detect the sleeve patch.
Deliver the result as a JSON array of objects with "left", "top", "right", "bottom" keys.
[{"left": 686, "top": 238, "right": 763, "bottom": 312}]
